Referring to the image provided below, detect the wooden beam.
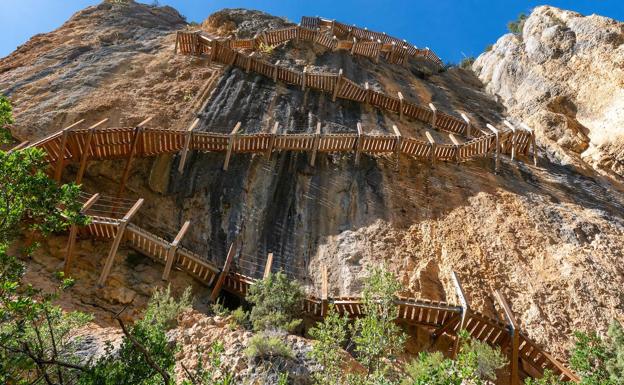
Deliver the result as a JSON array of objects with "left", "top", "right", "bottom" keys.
[
  {"left": 332, "top": 68, "right": 343, "bottom": 102},
  {"left": 273, "top": 60, "right": 280, "bottom": 83},
  {"left": 495, "top": 291, "right": 519, "bottom": 385},
  {"left": 425, "top": 131, "right": 436, "bottom": 164},
  {"left": 209, "top": 237, "right": 240, "bottom": 302},
  {"left": 432, "top": 312, "right": 462, "bottom": 340},
  {"left": 392, "top": 124, "right": 402, "bottom": 170},
  {"left": 63, "top": 193, "right": 100, "bottom": 275},
  {"left": 7, "top": 141, "right": 30, "bottom": 154},
  {"left": 162, "top": 220, "right": 191, "bottom": 281},
  {"left": 364, "top": 82, "right": 370, "bottom": 105},
  {"left": 54, "top": 119, "right": 85, "bottom": 182},
  {"left": 76, "top": 118, "right": 108, "bottom": 184},
  {"left": 301, "top": 66, "right": 308, "bottom": 91},
  {"left": 117, "top": 117, "right": 152, "bottom": 199},
  {"left": 321, "top": 264, "right": 328, "bottom": 316},
  {"left": 310, "top": 122, "right": 321, "bottom": 167},
  {"left": 246, "top": 52, "right": 254, "bottom": 73},
  {"left": 97, "top": 198, "right": 144, "bottom": 287},
  {"left": 504, "top": 120, "right": 517, "bottom": 160},
  {"left": 486, "top": 124, "right": 501, "bottom": 173},
  {"left": 263, "top": 252, "right": 274, "bottom": 279},
  {"left": 398, "top": 92, "right": 404, "bottom": 120},
  {"left": 223, "top": 122, "right": 241, "bottom": 171},
  {"left": 521, "top": 123, "right": 538, "bottom": 166},
  {"left": 429, "top": 103, "right": 437, "bottom": 127},
  {"left": 449, "top": 134, "right": 461, "bottom": 163},
  {"left": 460, "top": 113, "right": 472, "bottom": 138},
  {"left": 178, "top": 118, "right": 200, "bottom": 174},
  {"left": 451, "top": 271, "right": 470, "bottom": 358},
  {"left": 355, "top": 122, "right": 364, "bottom": 166},
  {"left": 350, "top": 37, "right": 357, "bottom": 55},
  {"left": 174, "top": 31, "right": 179, "bottom": 54},
  {"left": 266, "top": 122, "right": 279, "bottom": 158}
]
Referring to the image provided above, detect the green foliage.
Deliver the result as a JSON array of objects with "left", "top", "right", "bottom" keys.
[
  {"left": 0, "top": 95, "right": 13, "bottom": 144},
  {"left": 181, "top": 342, "right": 234, "bottom": 385},
  {"left": 247, "top": 272, "right": 304, "bottom": 333},
  {"left": 606, "top": 321, "right": 624, "bottom": 384},
  {"left": 459, "top": 56, "right": 475, "bottom": 70},
  {"left": 308, "top": 305, "right": 349, "bottom": 384},
  {"left": 568, "top": 321, "right": 624, "bottom": 385},
  {"left": 508, "top": 13, "right": 528, "bottom": 34},
  {"left": 0, "top": 147, "right": 88, "bottom": 245},
  {"left": 245, "top": 333, "right": 294, "bottom": 360},
  {"left": 229, "top": 306, "right": 250, "bottom": 329},
  {"left": 351, "top": 265, "right": 406, "bottom": 379},
  {"left": 524, "top": 370, "right": 566, "bottom": 385},
  {"left": 258, "top": 42, "right": 275, "bottom": 55},
  {"left": 211, "top": 298, "right": 230, "bottom": 317},
  {"left": 484, "top": 44, "right": 493, "bottom": 52},
  {"left": 143, "top": 285, "right": 192, "bottom": 329},
  {"left": 402, "top": 331, "right": 506, "bottom": 385}
]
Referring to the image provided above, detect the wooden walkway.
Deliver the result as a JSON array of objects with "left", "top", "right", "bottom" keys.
[
  {"left": 58, "top": 195, "right": 578, "bottom": 383},
  {"left": 173, "top": 30, "right": 537, "bottom": 166}
]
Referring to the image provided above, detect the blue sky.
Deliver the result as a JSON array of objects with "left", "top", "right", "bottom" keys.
[{"left": 1, "top": 1, "right": 623, "bottom": 63}]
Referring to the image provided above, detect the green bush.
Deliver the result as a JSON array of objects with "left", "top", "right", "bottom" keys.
[
  {"left": 211, "top": 298, "right": 230, "bottom": 317},
  {"left": 245, "top": 333, "right": 293, "bottom": 360},
  {"left": 459, "top": 56, "right": 475, "bottom": 70},
  {"left": 0, "top": 95, "right": 13, "bottom": 144},
  {"left": 247, "top": 272, "right": 304, "bottom": 333},
  {"left": 143, "top": 285, "right": 192, "bottom": 329},
  {"left": 508, "top": 13, "right": 528, "bottom": 34},
  {"left": 229, "top": 307, "right": 249, "bottom": 329},
  {"left": 308, "top": 305, "right": 349, "bottom": 384}
]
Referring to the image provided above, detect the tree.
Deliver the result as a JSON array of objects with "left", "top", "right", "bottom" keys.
[
  {"left": 350, "top": 265, "right": 406, "bottom": 382},
  {"left": 247, "top": 272, "right": 305, "bottom": 333},
  {"left": 308, "top": 305, "right": 349, "bottom": 385},
  {"left": 0, "top": 94, "right": 13, "bottom": 144}
]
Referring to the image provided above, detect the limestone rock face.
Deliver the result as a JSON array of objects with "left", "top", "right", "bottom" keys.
[{"left": 474, "top": 6, "right": 624, "bottom": 178}]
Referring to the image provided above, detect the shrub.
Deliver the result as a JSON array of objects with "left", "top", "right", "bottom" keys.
[
  {"left": 485, "top": 44, "right": 493, "bottom": 52},
  {"left": 525, "top": 370, "right": 565, "bottom": 385},
  {"left": 0, "top": 95, "right": 13, "bottom": 144},
  {"left": 245, "top": 333, "right": 293, "bottom": 360},
  {"left": 211, "top": 298, "right": 230, "bottom": 317},
  {"left": 143, "top": 285, "right": 192, "bottom": 329},
  {"left": 459, "top": 56, "right": 475, "bottom": 70},
  {"left": 458, "top": 332, "right": 507, "bottom": 381},
  {"left": 508, "top": 13, "right": 528, "bottom": 34},
  {"left": 308, "top": 305, "right": 349, "bottom": 384},
  {"left": 247, "top": 272, "right": 304, "bottom": 333},
  {"left": 229, "top": 307, "right": 249, "bottom": 329},
  {"left": 258, "top": 42, "right": 275, "bottom": 55}
]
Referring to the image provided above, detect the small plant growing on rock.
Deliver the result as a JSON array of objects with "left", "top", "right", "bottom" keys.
[
  {"left": 229, "top": 306, "right": 250, "bottom": 330},
  {"left": 508, "top": 13, "right": 528, "bottom": 34},
  {"left": 0, "top": 95, "right": 13, "bottom": 144},
  {"left": 245, "top": 332, "right": 293, "bottom": 360},
  {"left": 247, "top": 271, "right": 304, "bottom": 333},
  {"left": 308, "top": 305, "right": 349, "bottom": 385},
  {"left": 181, "top": 342, "right": 234, "bottom": 385},
  {"left": 459, "top": 56, "right": 476, "bottom": 70},
  {"left": 258, "top": 42, "right": 275, "bottom": 56},
  {"left": 211, "top": 298, "right": 230, "bottom": 317}
]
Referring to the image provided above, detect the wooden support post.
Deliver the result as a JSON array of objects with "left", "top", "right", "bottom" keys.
[
  {"left": 209, "top": 237, "right": 240, "bottom": 302},
  {"left": 451, "top": 271, "right": 470, "bottom": 359},
  {"left": 178, "top": 118, "right": 200, "bottom": 174},
  {"left": 504, "top": 120, "right": 517, "bottom": 161},
  {"left": 97, "top": 198, "right": 144, "bottom": 287},
  {"left": 117, "top": 116, "right": 152, "bottom": 198},
  {"left": 162, "top": 220, "right": 191, "bottom": 281},
  {"left": 486, "top": 124, "right": 501, "bottom": 174},
  {"left": 425, "top": 131, "right": 436, "bottom": 164},
  {"left": 374, "top": 40, "right": 381, "bottom": 63},
  {"left": 521, "top": 123, "right": 538, "bottom": 166},
  {"left": 223, "top": 122, "right": 241, "bottom": 171},
  {"left": 321, "top": 264, "right": 329, "bottom": 316},
  {"left": 449, "top": 134, "right": 461, "bottom": 163},
  {"left": 332, "top": 68, "right": 343, "bottom": 102},
  {"left": 209, "top": 40, "right": 217, "bottom": 63},
  {"left": 273, "top": 60, "right": 280, "bottom": 83},
  {"left": 389, "top": 41, "right": 396, "bottom": 63},
  {"left": 355, "top": 122, "right": 364, "bottom": 166},
  {"left": 350, "top": 37, "right": 357, "bottom": 55},
  {"left": 392, "top": 124, "right": 402, "bottom": 170},
  {"left": 63, "top": 193, "right": 100, "bottom": 275},
  {"left": 174, "top": 31, "right": 179, "bottom": 54},
  {"left": 301, "top": 66, "right": 307, "bottom": 91},
  {"left": 266, "top": 122, "right": 278, "bottom": 159},
  {"left": 263, "top": 252, "right": 274, "bottom": 279},
  {"left": 76, "top": 118, "right": 108, "bottom": 185},
  {"left": 54, "top": 119, "right": 85, "bottom": 182},
  {"left": 364, "top": 82, "right": 370, "bottom": 105},
  {"left": 460, "top": 113, "right": 472, "bottom": 138},
  {"left": 246, "top": 52, "right": 254, "bottom": 73},
  {"left": 398, "top": 92, "right": 404, "bottom": 120},
  {"left": 432, "top": 313, "right": 462, "bottom": 341},
  {"left": 495, "top": 291, "right": 520, "bottom": 385},
  {"left": 429, "top": 103, "right": 437, "bottom": 127},
  {"left": 310, "top": 122, "right": 321, "bottom": 167}
]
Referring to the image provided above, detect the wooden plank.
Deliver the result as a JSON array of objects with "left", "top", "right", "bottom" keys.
[
  {"left": 332, "top": 68, "right": 343, "bottom": 102},
  {"left": 429, "top": 103, "right": 437, "bottom": 127},
  {"left": 97, "top": 198, "right": 144, "bottom": 286},
  {"left": 310, "top": 122, "right": 321, "bottom": 166},
  {"left": 178, "top": 118, "right": 200, "bottom": 174},
  {"left": 209, "top": 237, "right": 240, "bottom": 302},
  {"left": 117, "top": 116, "right": 152, "bottom": 198},
  {"left": 162, "top": 220, "right": 191, "bottom": 281},
  {"left": 364, "top": 82, "right": 370, "bottom": 105},
  {"left": 54, "top": 119, "right": 85, "bottom": 182},
  {"left": 486, "top": 124, "right": 501, "bottom": 173},
  {"left": 223, "top": 122, "right": 241, "bottom": 171},
  {"left": 504, "top": 120, "right": 517, "bottom": 160},
  {"left": 392, "top": 124, "right": 401, "bottom": 170},
  {"left": 263, "top": 252, "right": 274, "bottom": 278},
  {"left": 321, "top": 264, "right": 328, "bottom": 316},
  {"left": 460, "top": 113, "right": 472, "bottom": 138},
  {"left": 398, "top": 92, "right": 404, "bottom": 120},
  {"left": 273, "top": 60, "right": 280, "bottom": 82},
  {"left": 495, "top": 291, "right": 519, "bottom": 385},
  {"left": 266, "top": 122, "right": 279, "bottom": 158},
  {"left": 7, "top": 140, "right": 30, "bottom": 154},
  {"left": 425, "top": 131, "right": 436, "bottom": 164},
  {"left": 76, "top": 118, "right": 108, "bottom": 184},
  {"left": 451, "top": 271, "right": 470, "bottom": 358},
  {"left": 63, "top": 193, "right": 100, "bottom": 275},
  {"left": 449, "top": 134, "right": 461, "bottom": 163},
  {"left": 301, "top": 66, "right": 307, "bottom": 90}
]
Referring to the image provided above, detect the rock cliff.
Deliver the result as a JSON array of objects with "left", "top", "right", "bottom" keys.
[{"left": 1, "top": 1, "right": 623, "bottom": 363}]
